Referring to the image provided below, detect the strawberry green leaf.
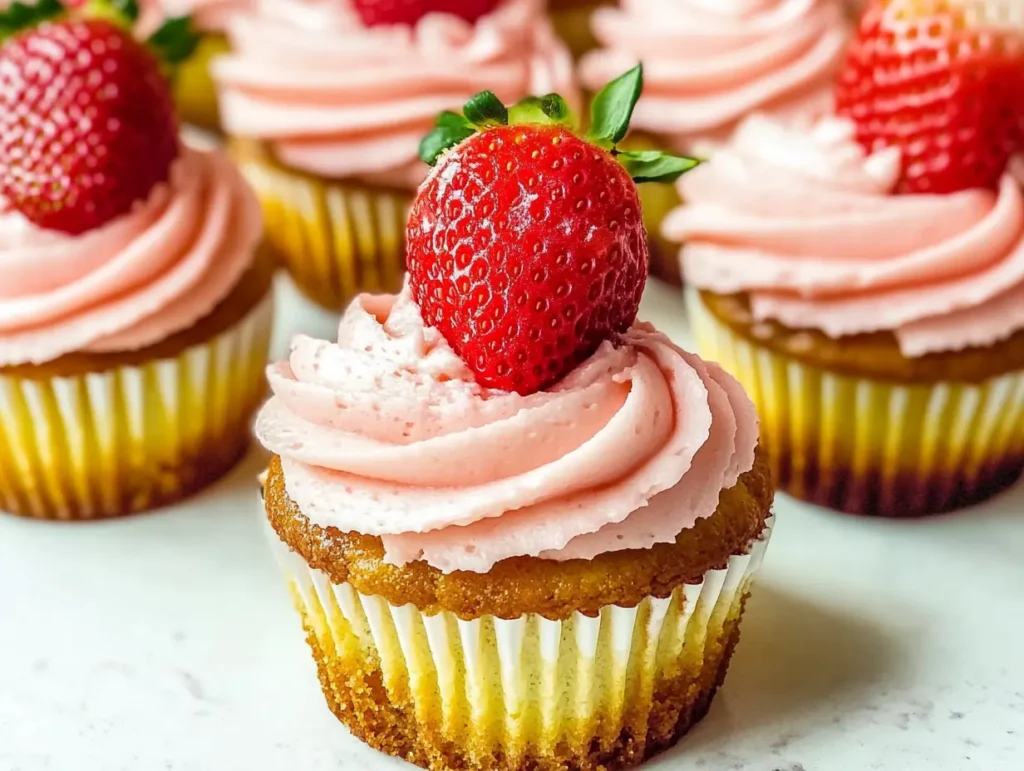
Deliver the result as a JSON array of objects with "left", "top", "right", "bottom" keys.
[
  {"left": 587, "top": 64, "right": 643, "bottom": 149},
  {"left": 463, "top": 91, "right": 508, "bottom": 128},
  {"left": 616, "top": 149, "right": 700, "bottom": 183},
  {"left": 0, "top": 0, "right": 63, "bottom": 42},
  {"left": 508, "top": 94, "right": 575, "bottom": 128},
  {"left": 419, "top": 115, "right": 476, "bottom": 166},
  {"left": 111, "top": 0, "right": 140, "bottom": 23},
  {"left": 147, "top": 15, "right": 199, "bottom": 65},
  {"left": 80, "top": 0, "right": 139, "bottom": 26}
]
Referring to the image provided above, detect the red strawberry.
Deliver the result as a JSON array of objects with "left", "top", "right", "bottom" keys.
[
  {"left": 0, "top": 7, "right": 197, "bottom": 235},
  {"left": 835, "top": 0, "right": 1024, "bottom": 194},
  {"left": 407, "top": 69, "right": 699, "bottom": 395},
  {"left": 352, "top": 0, "right": 501, "bottom": 27}
]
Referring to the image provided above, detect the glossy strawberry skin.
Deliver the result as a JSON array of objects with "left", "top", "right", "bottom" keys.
[
  {"left": 407, "top": 124, "right": 648, "bottom": 395},
  {"left": 835, "top": 0, "right": 1024, "bottom": 194},
  {"left": 351, "top": 0, "right": 501, "bottom": 27},
  {"left": 0, "top": 19, "right": 179, "bottom": 235}
]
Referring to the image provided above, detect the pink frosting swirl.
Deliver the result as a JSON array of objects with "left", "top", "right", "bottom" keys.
[
  {"left": 665, "top": 115, "right": 1024, "bottom": 356},
  {"left": 213, "top": 0, "right": 577, "bottom": 187},
  {"left": 0, "top": 148, "right": 262, "bottom": 367},
  {"left": 579, "top": 0, "right": 849, "bottom": 151},
  {"left": 255, "top": 288, "right": 758, "bottom": 574}
]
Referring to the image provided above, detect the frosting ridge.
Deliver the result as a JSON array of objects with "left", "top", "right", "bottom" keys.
[
  {"left": 213, "top": 0, "right": 576, "bottom": 186},
  {"left": 579, "top": 0, "right": 849, "bottom": 151},
  {"left": 666, "top": 115, "right": 1024, "bottom": 356},
  {"left": 0, "top": 148, "right": 263, "bottom": 366},
  {"left": 256, "top": 288, "right": 759, "bottom": 573}
]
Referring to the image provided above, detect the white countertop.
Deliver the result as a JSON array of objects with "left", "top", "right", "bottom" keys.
[{"left": 2, "top": 276, "right": 1023, "bottom": 771}]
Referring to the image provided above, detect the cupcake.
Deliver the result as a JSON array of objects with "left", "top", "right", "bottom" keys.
[
  {"left": 668, "top": 1, "right": 1024, "bottom": 516},
  {"left": 213, "top": 0, "right": 576, "bottom": 311},
  {"left": 257, "top": 71, "right": 774, "bottom": 769},
  {"left": 139, "top": 0, "right": 254, "bottom": 130},
  {"left": 579, "top": 0, "right": 850, "bottom": 285},
  {"left": 547, "top": 0, "right": 609, "bottom": 58},
  {"left": 0, "top": 8, "right": 273, "bottom": 520}
]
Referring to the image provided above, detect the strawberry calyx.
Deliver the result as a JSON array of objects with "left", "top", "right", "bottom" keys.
[
  {"left": 0, "top": 0, "right": 198, "bottom": 66},
  {"left": 419, "top": 64, "right": 700, "bottom": 184}
]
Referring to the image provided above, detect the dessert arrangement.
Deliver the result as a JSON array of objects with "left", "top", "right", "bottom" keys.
[
  {"left": 1, "top": 0, "right": 1023, "bottom": 768},
  {"left": 0, "top": 0, "right": 273, "bottom": 519},
  {"left": 256, "top": 68, "right": 775, "bottom": 770},
  {"left": 667, "top": 0, "right": 1024, "bottom": 516}
]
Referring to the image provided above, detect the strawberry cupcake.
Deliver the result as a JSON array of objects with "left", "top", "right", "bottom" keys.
[
  {"left": 579, "top": 0, "right": 851, "bottom": 285},
  {"left": 138, "top": 0, "right": 255, "bottom": 130},
  {"left": 257, "top": 70, "right": 775, "bottom": 770},
  {"left": 214, "top": 0, "right": 576, "bottom": 311},
  {"left": 0, "top": 7, "right": 273, "bottom": 520},
  {"left": 670, "top": 0, "right": 1024, "bottom": 516}
]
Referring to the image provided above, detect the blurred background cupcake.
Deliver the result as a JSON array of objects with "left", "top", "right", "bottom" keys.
[
  {"left": 669, "top": 1, "right": 1024, "bottom": 516},
  {"left": 0, "top": 8, "right": 273, "bottom": 520},
  {"left": 547, "top": 0, "right": 608, "bottom": 58},
  {"left": 213, "top": 0, "right": 576, "bottom": 311},
  {"left": 139, "top": 0, "right": 255, "bottom": 130},
  {"left": 257, "top": 74, "right": 773, "bottom": 768},
  {"left": 579, "top": 0, "right": 850, "bottom": 285}
]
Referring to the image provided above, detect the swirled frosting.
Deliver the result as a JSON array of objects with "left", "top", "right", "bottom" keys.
[
  {"left": 665, "top": 115, "right": 1024, "bottom": 356},
  {"left": 213, "top": 0, "right": 577, "bottom": 187},
  {"left": 139, "top": 0, "right": 254, "bottom": 33},
  {"left": 579, "top": 0, "right": 849, "bottom": 152},
  {"left": 255, "top": 288, "right": 759, "bottom": 574},
  {"left": 0, "top": 148, "right": 262, "bottom": 367}
]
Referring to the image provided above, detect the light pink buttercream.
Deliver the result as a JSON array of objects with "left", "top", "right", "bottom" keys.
[
  {"left": 579, "top": 0, "right": 849, "bottom": 153},
  {"left": 255, "top": 288, "right": 759, "bottom": 574},
  {"left": 213, "top": 0, "right": 577, "bottom": 187},
  {"left": 0, "top": 148, "right": 262, "bottom": 367},
  {"left": 666, "top": 115, "right": 1024, "bottom": 356}
]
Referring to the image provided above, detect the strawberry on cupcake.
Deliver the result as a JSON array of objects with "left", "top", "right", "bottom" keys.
[
  {"left": 670, "top": 0, "right": 1024, "bottom": 516},
  {"left": 255, "top": 67, "right": 776, "bottom": 770},
  {"left": 0, "top": 0, "right": 274, "bottom": 520},
  {"left": 212, "top": 0, "right": 578, "bottom": 311}
]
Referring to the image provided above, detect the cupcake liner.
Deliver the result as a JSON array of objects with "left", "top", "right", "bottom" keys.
[
  {"left": 265, "top": 516, "right": 772, "bottom": 770},
  {"left": 688, "top": 289, "right": 1024, "bottom": 516},
  {"left": 173, "top": 33, "right": 229, "bottom": 132},
  {"left": 235, "top": 150, "right": 409, "bottom": 311},
  {"left": 0, "top": 292, "right": 274, "bottom": 521}
]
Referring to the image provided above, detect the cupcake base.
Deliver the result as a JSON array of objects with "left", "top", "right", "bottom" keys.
[
  {"left": 689, "top": 288, "right": 1024, "bottom": 516},
  {"left": 229, "top": 138, "right": 409, "bottom": 311},
  {"left": 0, "top": 252, "right": 275, "bottom": 521},
  {"left": 271, "top": 523, "right": 769, "bottom": 771}
]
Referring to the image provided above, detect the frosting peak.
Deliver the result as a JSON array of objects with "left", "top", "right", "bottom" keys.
[
  {"left": 579, "top": 0, "right": 849, "bottom": 151},
  {"left": 256, "top": 288, "right": 759, "bottom": 573},
  {"left": 0, "top": 148, "right": 262, "bottom": 366},
  {"left": 214, "top": 0, "right": 576, "bottom": 187},
  {"left": 667, "top": 114, "right": 1024, "bottom": 356}
]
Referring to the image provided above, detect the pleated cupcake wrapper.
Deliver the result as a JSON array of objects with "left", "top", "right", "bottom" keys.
[
  {"left": 237, "top": 155, "right": 409, "bottom": 311},
  {"left": 688, "top": 288, "right": 1024, "bottom": 516},
  {"left": 173, "top": 33, "right": 228, "bottom": 132},
  {"left": 0, "top": 293, "right": 274, "bottom": 521},
  {"left": 266, "top": 518, "right": 772, "bottom": 766}
]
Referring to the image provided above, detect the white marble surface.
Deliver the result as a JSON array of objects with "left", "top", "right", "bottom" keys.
[{"left": 2, "top": 276, "right": 1023, "bottom": 771}]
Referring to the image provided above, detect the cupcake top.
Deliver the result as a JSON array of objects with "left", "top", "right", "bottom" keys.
[
  {"left": 0, "top": 6, "right": 261, "bottom": 367},
  {"left": 579, "top": 0, "right": 850, "bottom": 152},
  {"left": 0, "top": 150, "right": 262, "bottom": 367},
  {"left": 668, "top": 115, "right": 1024, "bottom": 356},
  {"left": 213, "top": 0, "right": 576, "bottom": 188},
  {"left": 256, "top": 286, "right": 758, "bottom": 573}
]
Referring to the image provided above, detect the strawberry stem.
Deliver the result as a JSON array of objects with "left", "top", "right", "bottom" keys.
[{"left": 419, "top": 66, "right": 700, "bottom": 185}]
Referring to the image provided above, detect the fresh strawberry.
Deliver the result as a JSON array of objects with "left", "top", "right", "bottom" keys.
[
  {"left": 352, "top": 0, "right": 501, "bottom": 27},
  {"left": 835, "top": 0, "right": 1024, "bottom": 194},
  {"left": 0, "top": 2, "right": 198, "bottom": 235},
  {"left": 407, "top": 67, "right": 699, "bottom": 395}
]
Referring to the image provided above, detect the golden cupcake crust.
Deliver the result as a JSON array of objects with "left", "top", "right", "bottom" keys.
[
  {"left": 264, "top": 449, "right": 774, "bottom": 621},
  {"left": 700, "top": 290, "right": 1024, "bottom": 383},
  {"left": 0, "top": 244, "right": 275, "bottom": 380}
]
